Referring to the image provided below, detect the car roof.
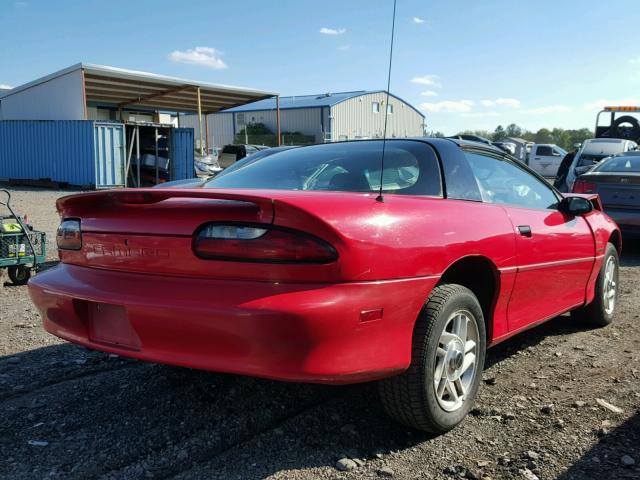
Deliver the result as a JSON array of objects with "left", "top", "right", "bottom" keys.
[
  {"left": 443, "top": 137, "right": 507, "bottom": 155},
  {"left": 613, "top": 150, "right": 640, "bottom": 157}
]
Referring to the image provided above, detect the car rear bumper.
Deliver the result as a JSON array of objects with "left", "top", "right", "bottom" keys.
[
  {"left": 604, "top": 208, "right": 640, "bottom": 237},
  {"left": 28, "top": 264, "right": 437, "bottom": 384}
]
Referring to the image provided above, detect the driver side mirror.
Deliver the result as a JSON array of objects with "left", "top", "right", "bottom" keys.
[{"left": 558, "top": 196, "right": 593, "bottom": 215}]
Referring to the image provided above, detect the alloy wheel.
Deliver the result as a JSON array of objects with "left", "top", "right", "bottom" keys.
[{"left": 433, "top": 310, "right": 479, "bottom": 412}]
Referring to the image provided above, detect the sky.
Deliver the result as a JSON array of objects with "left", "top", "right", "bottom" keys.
[{"left": 1, "top": 0, "right": 640, "bottom": 135}]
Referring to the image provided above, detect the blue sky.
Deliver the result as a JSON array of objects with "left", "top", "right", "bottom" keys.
[{"left": 2, "top": 0, "right": 639, "bottom": 134}]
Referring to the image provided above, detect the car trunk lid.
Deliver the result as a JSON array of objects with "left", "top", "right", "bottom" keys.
[{"left": 587, "top": 174, "right": 640, "bottom": 209}]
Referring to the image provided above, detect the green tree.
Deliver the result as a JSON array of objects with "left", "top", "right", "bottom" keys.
[
  {"left": 534, "top": 128, "right": 553, "bottom": 144},
  {"left": 236, "top": 122, "right": 273, "bottom": 136},
  {"left": 493, "top": 125, "right": 506, "bottom": 141},
  {"left": 505, "top": 123, "right": 523, "bottom": 138}
]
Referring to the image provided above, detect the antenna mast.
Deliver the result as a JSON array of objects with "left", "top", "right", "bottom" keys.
[{"left": 376, "top": 0, "right": 397, "bottom": 203}]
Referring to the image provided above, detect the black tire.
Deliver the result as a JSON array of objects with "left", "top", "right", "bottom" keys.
[
  {"left": 8, "top": 265, "right": 31, "bottom": 286},
  {"left": 379, "top": 284, "right": 486, "bottom": 433},
  {"left": 571, "top": 243, "right": 619, "bottom": 327}
]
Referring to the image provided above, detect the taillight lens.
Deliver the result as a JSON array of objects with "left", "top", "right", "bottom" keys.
[
  {"left": 572, "top": 180, "right": 597, "bottom": 193},
  {"left": 193, "top": 223, "right": 338, "bottom": 263},
  {"left": 56, "top": 219, "right": 82, "bottom": 250}
]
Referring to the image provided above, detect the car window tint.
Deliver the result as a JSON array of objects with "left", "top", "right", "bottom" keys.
[
  {"left": 206, "top": 140, "right": 442, "bottom": 196},
  {"left": 536, "top": 146, "right": 553, "bottom": 156},
  {"left": 465, "top": 151, "right": 559, "bottom": 210},
  {"left": 595, "top": 155, "right": 640, "bottom": 173}
]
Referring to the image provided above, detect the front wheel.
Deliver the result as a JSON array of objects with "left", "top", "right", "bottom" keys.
[
  {"left": 8, "top": 265, "right": 31, "bottom": 286},
  {"left": 379, "top": 284, "right": 486, "bottom": 433},
  {"left": 572, "top": 242, "right": 619, "bottom": 327}
]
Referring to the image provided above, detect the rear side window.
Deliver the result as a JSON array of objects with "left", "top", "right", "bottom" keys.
[
  {"left": 595, "top": 155, "right": 640, "bottom": 173},
  {"left": 206, "top": 140, "right": 442, "bottom": 196},
  {"left": 465, "top": 151, "right": 560, "bottom": 210}
]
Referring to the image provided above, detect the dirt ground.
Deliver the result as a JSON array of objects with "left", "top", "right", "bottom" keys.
[{"left": 0, "top": 186, "right": 639, "bottom": 480}]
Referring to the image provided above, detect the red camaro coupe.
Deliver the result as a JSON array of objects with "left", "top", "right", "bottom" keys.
[{"left": 29, "top": 138, "right": 621, "bottom": 433}]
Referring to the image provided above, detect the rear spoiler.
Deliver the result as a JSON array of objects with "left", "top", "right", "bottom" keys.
[
  {"left": 564, "top": 193, "right": 603, "bottom": 211},
  {"left": 56, "top": 188, "right": 276, "bottom": 223}
]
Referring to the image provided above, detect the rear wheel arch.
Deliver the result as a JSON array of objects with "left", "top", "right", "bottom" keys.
[
  {"left": 437, "top": 256, "right": 499, "bottom": 339},
  {"left": 609, "top": 230, "right": 622, "bottom": 254}
]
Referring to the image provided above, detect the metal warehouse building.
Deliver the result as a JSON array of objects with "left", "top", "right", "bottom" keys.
[
  {"left": 0, "top": 63, "right": 275, "bottom": 187},
  {"left": 181, "top": 90, "right": 426, "bottom": 148}
]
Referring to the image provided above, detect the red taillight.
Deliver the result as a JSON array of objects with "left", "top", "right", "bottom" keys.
[
  {"left": 193, "top": 223, "right": 337, "bottom": 263},
  {"left": 572, "top": 180, "right": 597, "bottom": 193},
  {"left": 56, "top": 219, "right": 82, "bottom": 250}
]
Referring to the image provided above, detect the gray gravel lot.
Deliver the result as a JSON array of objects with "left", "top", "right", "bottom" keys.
[{"left": 1, "top": 186, "right": 639, "bottom": 480}]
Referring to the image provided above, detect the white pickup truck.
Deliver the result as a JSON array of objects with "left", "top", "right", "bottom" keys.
[{"left": 527, "top": 144, "right": 567, "bottom": 177}]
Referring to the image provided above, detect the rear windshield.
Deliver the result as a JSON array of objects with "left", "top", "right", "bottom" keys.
[
  {"left": 206, "top": 140, "right": 442, "bottom": 196},
  {"left": 594, "top": 155, "right": 640, "bottom": 173}
]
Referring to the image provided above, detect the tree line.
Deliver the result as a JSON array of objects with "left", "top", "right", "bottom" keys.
[{"left": 429, "top": 124, "right": 594, "bottom": 152}]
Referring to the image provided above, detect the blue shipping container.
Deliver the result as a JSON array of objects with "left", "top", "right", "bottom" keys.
[
  {"left": 0, "top": 120, "right": 194, "bottom": 187},
  {"left": 0, "top": 120, "right": 95, "bottom": 185}
]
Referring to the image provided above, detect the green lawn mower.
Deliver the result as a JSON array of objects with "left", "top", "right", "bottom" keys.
[{"left": 0, "top": 189, "right": 46, "bottom": 285}]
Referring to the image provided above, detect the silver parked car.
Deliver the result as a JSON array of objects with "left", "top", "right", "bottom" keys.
[
  {"left": 564, "top": 138, "right": 637, "bottom": 191},
  {"left": 573, "top": 151, "right": 640, "bottom": 237}
]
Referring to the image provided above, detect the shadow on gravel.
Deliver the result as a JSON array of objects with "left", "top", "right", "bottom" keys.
[
  {"left": 620, "top": 237, "right": 640, "bottom": 267},
  {"left": 0, "top": 344, "right": 421, "bottom": 480},
  {"left": 556, "top": 412, "right": 640, "bottom": 480}
]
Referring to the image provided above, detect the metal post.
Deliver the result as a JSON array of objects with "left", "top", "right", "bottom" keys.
[
  {"left": 80, "top": 69, "right": 88, "bottom": 120},
  {"left": 204, "top": 114, "right": 210, "bottom": 154},
  {"left": 276, "top": 95, "right": 281, "bottom": 146},
  {"left": 136, "top": 125, "right": 141, "bottom": 188},
  {"left": 154, "top": 127, "right": 159, "bottom": 185},
  {"left": 197, "top": 87, "right": 204, "bottom": 156}
]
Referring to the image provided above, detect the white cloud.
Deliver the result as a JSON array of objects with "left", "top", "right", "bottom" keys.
[
  {"left": 461, "top": 111, "right": 501, "bottom": 118},
  {"left": 411, "top": 75, "right": 441, "bottom": 88},
  {"left": 0, "top": 84, "right": 12, "bottom": 89},
  {"left": 584, "top": 98, "right": 640, "bottom": 111},
  {"left": 412, "top": 17, "right": 425, "bottom": 24},
  {"left": 526, "top": 105, "right": 571, "bottom": 114},
  {"left": 169, "top": 46, "right": 227, "bottom": 69},
  {"left": 629, "top": 57, "right": 640, "bottom": 65},
  {"left": 480, "top": 98, "right": 521, "bottom": 108},
  {"left": 420, "top": 90, "right": 438, "bottom": 97},
  {"left": 337, "top": 45, "right": 350, "bottom": 51},
  {"left": 420, "top": 100, "right": 474, "bottom": 113},
  {"left": 320, "top": 27, "right": 346, "bottom": 35}
]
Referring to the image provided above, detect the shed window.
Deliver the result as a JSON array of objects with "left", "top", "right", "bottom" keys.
[
  {"left": 372, "top": 102, "right": 380, "bottom": 113},
  {"left": 387, "top": 104, "right": 394, "bottom": 114}
]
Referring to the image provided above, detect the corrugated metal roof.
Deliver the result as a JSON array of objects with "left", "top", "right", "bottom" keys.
[
  {"left": 2, "top": 63, "right": 277, "bottom": 114},
  {"left": 222, "top": 90, "right": 425, "bottom": 119},
  {"left": 222, "top": 91, "right": 368, "bottom": 112}
]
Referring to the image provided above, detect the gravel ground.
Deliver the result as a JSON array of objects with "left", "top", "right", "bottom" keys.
[{"left": 1, "top": 186, "right": 639, "bottom": 480}]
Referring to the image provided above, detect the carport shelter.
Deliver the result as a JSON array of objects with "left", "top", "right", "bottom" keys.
[{"left": 0, "top": 63, "right": 277, "bottom": 188}]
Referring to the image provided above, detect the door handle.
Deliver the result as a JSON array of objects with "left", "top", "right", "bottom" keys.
[{"left": 517, "top": 225, "right": 532, "bottom": 237}]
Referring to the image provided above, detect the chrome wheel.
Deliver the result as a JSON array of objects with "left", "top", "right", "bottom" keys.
[
  {"left": 433, "top": 310, "right": 479, "bottom": 412},
  {"left": 603, "top": 256, "right": 617, "bottom": 315}
]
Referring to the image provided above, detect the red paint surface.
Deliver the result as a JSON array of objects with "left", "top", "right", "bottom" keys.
[{"left": 29, "top": 186, "right": 620, "bottom": 384}]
